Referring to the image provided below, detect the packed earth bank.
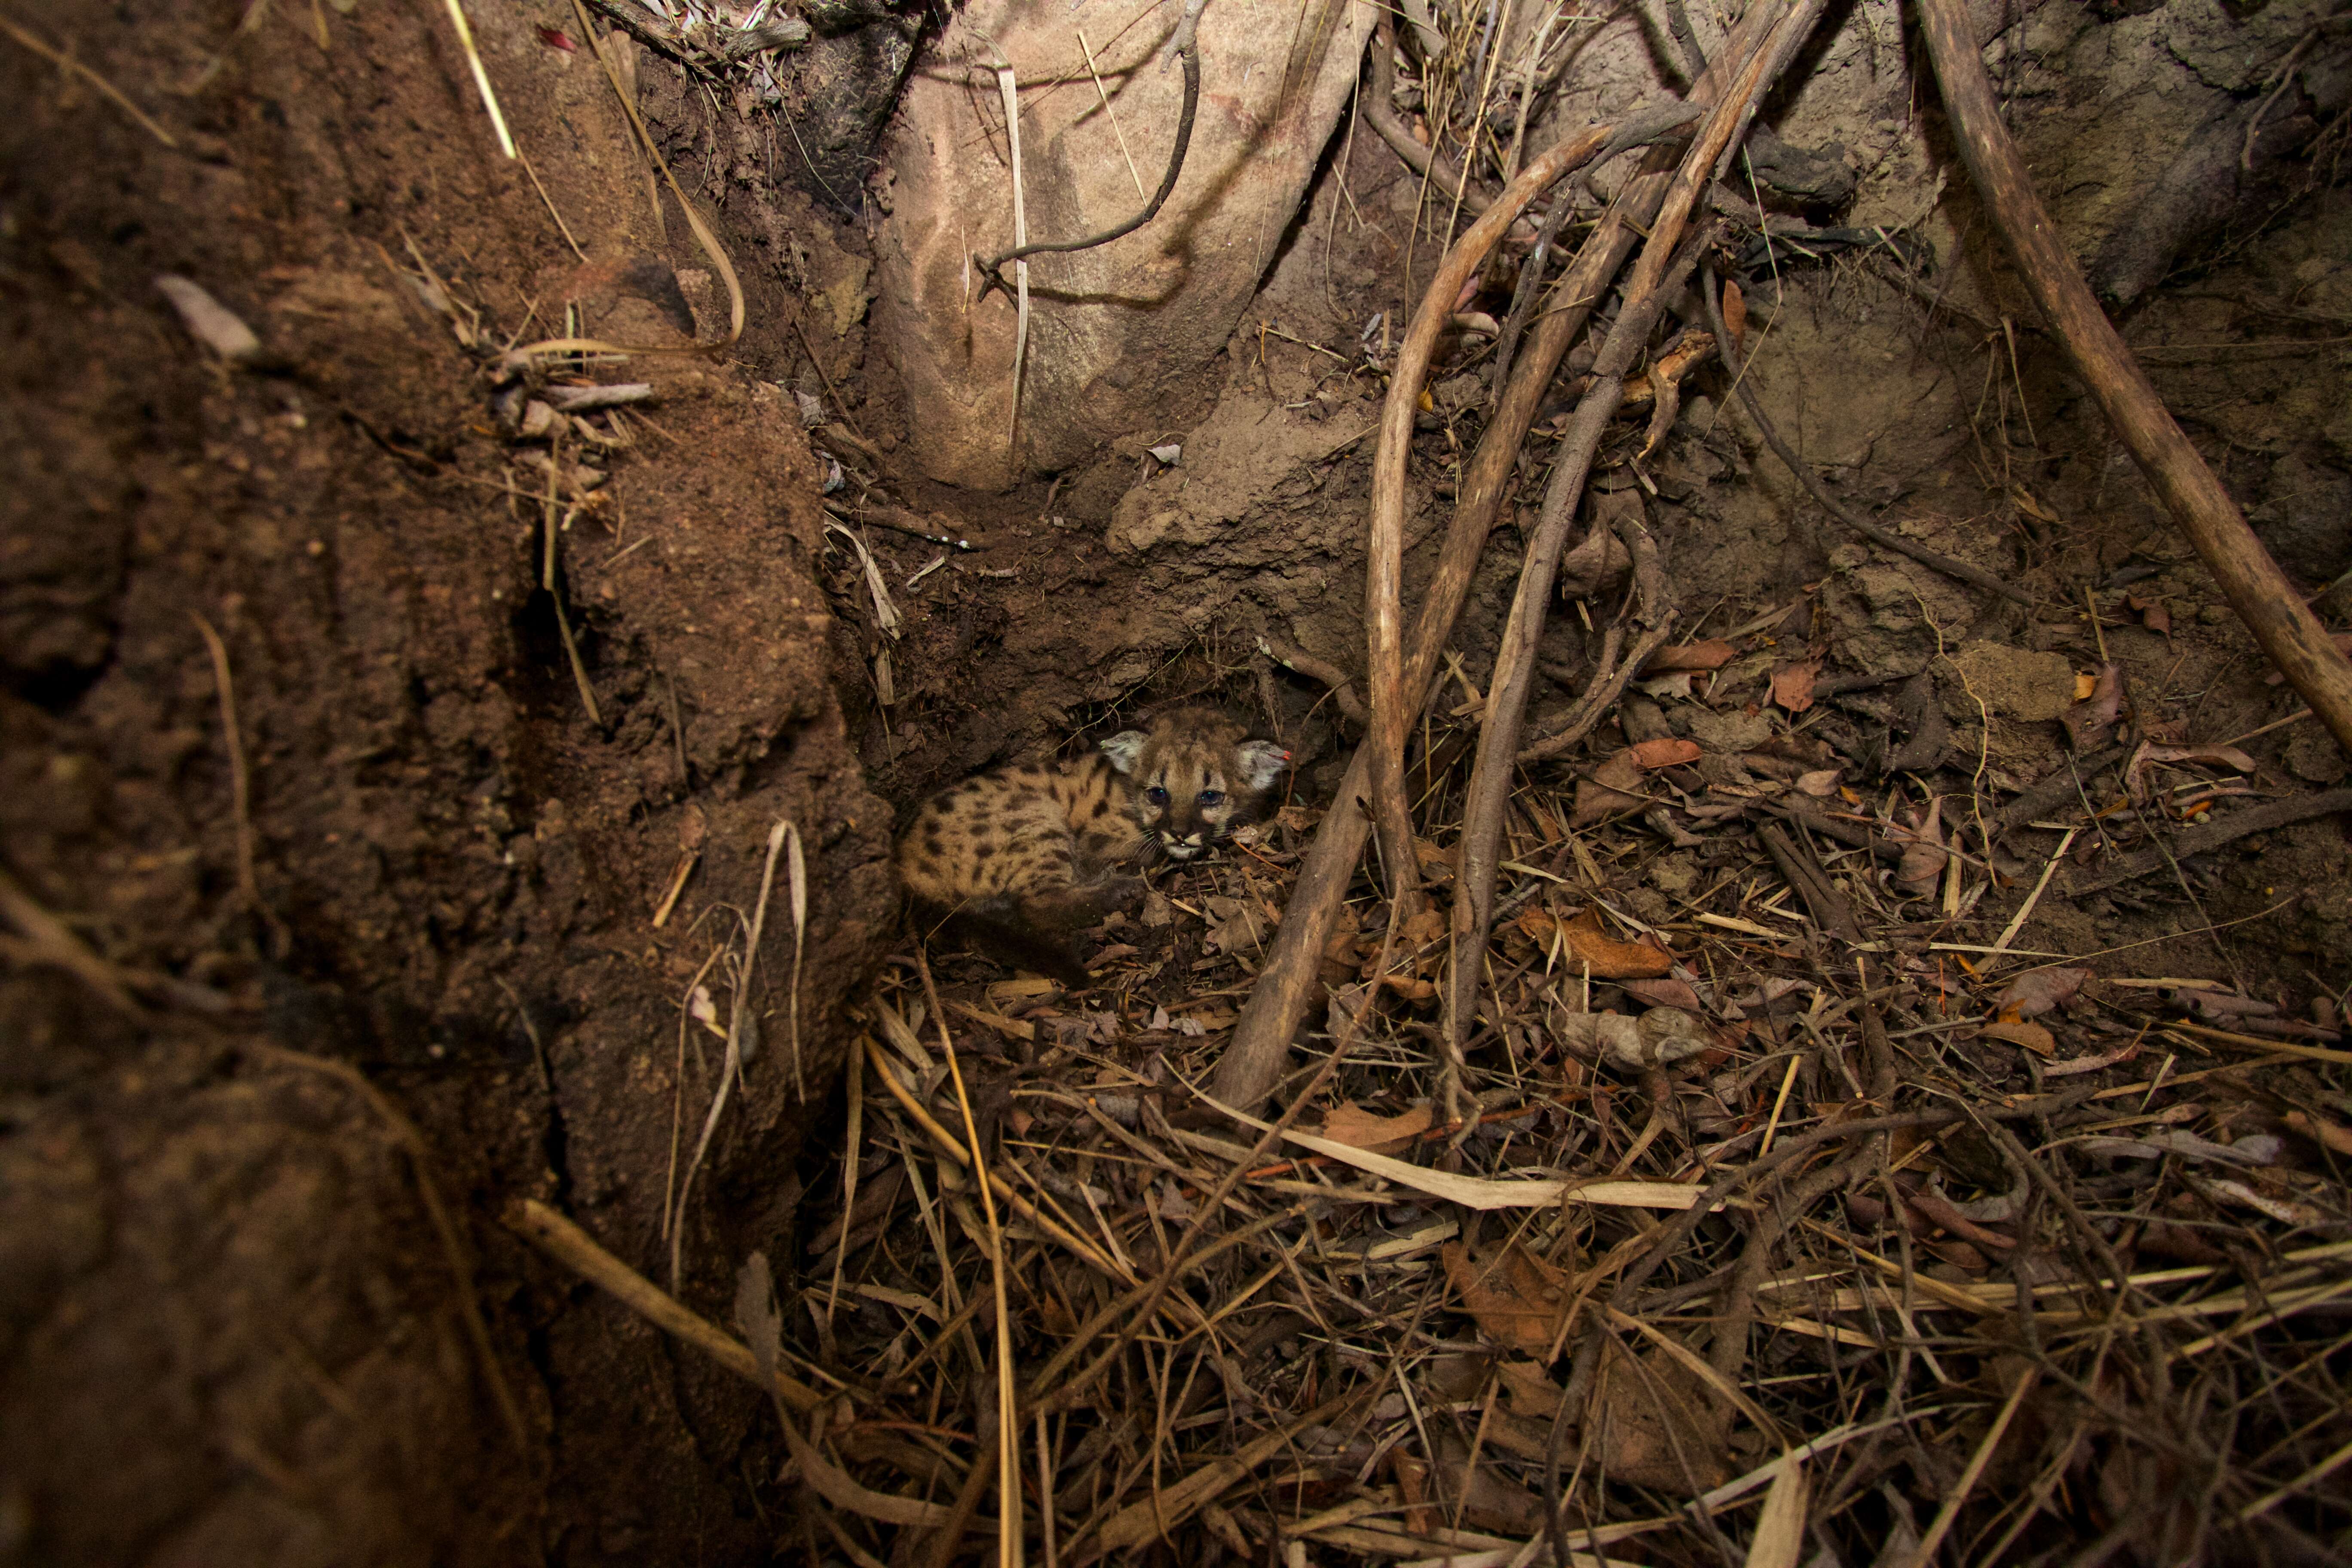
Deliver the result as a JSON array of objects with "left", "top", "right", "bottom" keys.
[{"left": 0, "top": 0, "right": 2349, "bottom": 1564}]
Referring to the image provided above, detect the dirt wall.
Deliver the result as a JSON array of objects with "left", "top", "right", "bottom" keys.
[{"left": 0, "top": 1, "right": 892, "bottom": 1561}]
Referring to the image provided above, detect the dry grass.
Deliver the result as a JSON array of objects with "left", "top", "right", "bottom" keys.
[
  {"left": 762, "top": 8, "right": 2352, "bottom": 1556},
  {"left": 363, "top": 4, "right": 2352, "bottom": 1562},
  {"left": 783, "top": 725, "right": 2351, "bottom": 1564}
]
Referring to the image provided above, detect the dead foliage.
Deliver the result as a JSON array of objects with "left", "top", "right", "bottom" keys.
[{"left": 753, "top": 2, "right": 2352, "bottom": 1562}]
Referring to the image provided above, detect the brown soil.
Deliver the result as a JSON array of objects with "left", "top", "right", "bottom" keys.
[
  {"left": 3, "top": 2, "right": 891, "bottom": 1560},
  {"left": 4, "top": 0, "right": 2350, "bottom": 1565}
]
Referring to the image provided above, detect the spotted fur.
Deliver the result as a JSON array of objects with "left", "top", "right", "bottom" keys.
[{"left": 896, "top": 707, "right": 1289, "bottom": 981}]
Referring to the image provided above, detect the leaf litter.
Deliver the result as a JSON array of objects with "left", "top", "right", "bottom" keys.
[{"left": 591, "top": 8, "right": 2352, "bottom": 1563}]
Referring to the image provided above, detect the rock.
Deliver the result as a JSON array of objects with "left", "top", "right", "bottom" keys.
[
  {"left": 1688, "top": 709, "right": 1773, "bottom": 753},
  {"left": 872, "top": 0, "right": 1375, "bottom": 487},
  {"left": 2285, "top": 726, "right": 2349, "bottom": 785}
]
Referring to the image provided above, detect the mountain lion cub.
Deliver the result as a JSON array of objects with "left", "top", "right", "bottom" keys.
[{"left": 897, "top": 707, "right": 1289, "bottom": 983}]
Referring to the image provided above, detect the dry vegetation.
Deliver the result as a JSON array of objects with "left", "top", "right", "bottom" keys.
[
  {"left": 7, "top": 0, "right": 2351, "bottom": 1565},
  {"left": 519, "top": 5, "right": 2352, "bottom": 1565}
]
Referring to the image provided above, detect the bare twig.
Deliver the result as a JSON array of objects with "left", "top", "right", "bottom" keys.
[
  {"left": 1365, "top": 16, "right": 1493, "bottom": 219},
  {"left": 1918, "top": 0, "right": 2352, "bottom": 760},
  {"left": 974, "top": 0, "right": 1203, "bottom": 292},
  {"left": 1213, "top": 94, "right": 1713, "bottom": 1118},
  {"left": 1363, "top": 116, "right": 1641, "bottom": 922},
  {"left": 507, "top": 1196, "right": 824, "bottom": 1412},
  {"left": 1444, "top": 0, "right": 1822, "bottom": 1086},
  {"left": 0, "top": 14, "right": 178, "bottom": 147},
  {"left": 1257, "top": 633, "right": 1368, "bottom": 726}
]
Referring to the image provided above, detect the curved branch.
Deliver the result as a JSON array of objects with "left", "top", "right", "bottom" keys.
[
  {"left": 1918, "top": 0, "right": 2352, "bottom": 758},
  {"left": 1444, "top": 0, "right": 1823, "bottom": 1072},
  {"left": 1259, "top": 634, "right": 1369, "bottom": 726},
  {"left": 1212, "top": 104, "right": 1713, "bottom": 1120},
  {"left": 973, "top": 0, "right": 1202, "bottom": 294},
  {"left": 1365, "top": 17, "right": 1491, "bottom": 216},
  {"left": 1362, "top": 116, "right": 1640, "bottom": 922}
]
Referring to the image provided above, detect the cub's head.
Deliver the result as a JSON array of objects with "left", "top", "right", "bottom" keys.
[{"left": 1099, "top": 707, "right": 1289, "bottom": 862}]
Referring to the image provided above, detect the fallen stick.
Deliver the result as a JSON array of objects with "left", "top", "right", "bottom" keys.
[
  {"left": 974, "top": 0, "right": 1203, "bottom": 293},
  {"left": 1443, "top": 230, "right": 1711, "bottom": 1061},
  {"left": 1445, "top": 0, "right": 1826, "bottom": 1063},
  {"left": 2066, "top": 786, "right": 2352, "bottom": 895},
  {"left": 1364, "top": 17, "right": 1495, "bottom": 220},
  {"left": 1258, "top": 632, "right": 1367, "bottom": 726},
  {"left": 1917, "top": 0, "right": 2352, "bottom": 761},
  {"left": 1212, "top": 98, "right": 1730, "bottom": 1118},
  {"left": 505, "top": 1197, "right": 825, "bottom": 1413},
  {"left": 1514, "top": 517, "right": 1681, "bottom": 765}
]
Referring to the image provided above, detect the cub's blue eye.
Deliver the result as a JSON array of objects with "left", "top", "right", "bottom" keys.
[
  {"left": 1197, "top": 790, "right": 1225, "bottom": 806},
  {"left": 1145, "top": 786, "right": 1169, "bottom": 805}
]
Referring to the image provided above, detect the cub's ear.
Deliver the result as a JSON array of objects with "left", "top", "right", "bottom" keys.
[
  {"left": 1098, "top": 730, "right": 1148, "bottom": 774},
  {"left": 1237, "top": 739, "right": 1292, "bottom": 793}
]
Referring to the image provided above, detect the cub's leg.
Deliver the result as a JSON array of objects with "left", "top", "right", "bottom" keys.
[
  {"left": 1021, "top": 874, "right": 1147, "bottom": 930},
  {"left": 944, "top": 897, "right": 1094, "bottom": 988}
]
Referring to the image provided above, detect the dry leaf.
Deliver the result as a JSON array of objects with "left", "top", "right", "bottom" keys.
[
  {"left": 1559, "top": 910, "right": 1673, "bottom": 979},
  {"left": 1410, "top": 836, "right": 1459, "bottom": 885},
  {"left": 1431, "top": 1428, "right": 1550, "bottom": 1533},
  {"left": 1400, "top": 904, "right": 1449, "bottom": 948},
  {"left": 1320, "top": 1101, "right": 1437, "bottom": 1155},
  {"left": 2128, "top": 594, "right": 2173, "bottom": 638},
  {"left": 1979, "top": 1018, "right": 2055, "bottom": 1055},
  {"left": 1622, "top": 975, "right": 1706, "bottom": 1011},
  {"left": 1557, "top": 526, "right": 1633, "bottom": 599},
  {"left": 1203, "top": 894, "right": 1271, "bottom": 958},
  {"left": 2124, "top": 740, "right": 2260, "bottom": 804},
  {"left": 1893, "top": 803, "right": 1947, "bottom": 892},
  {"left": 947, "top": 1000, "right": 1034, "bottom": 1042},
  {"left": 1498, "top": 1360, "right": 1566, "bottom": 1420},
  {"left": 2079, "top": 1130, "right": 2276, "bottom": 1168},
  {"left": 1650, "top": 639, "right": 1738, "bottom": 673},
  {"left": 1586, "top": 1336, "right": 1735, "bottom": 1493},
  {"left": 1442, "top": 1241, "right": 1570, "bottom": 1357},
  {"left": 1573, "top": 749, "right": 1651, "bottom": 827},
  {"left": 1770, "top": 660, "right": 1819, "bottom": 713},
  {"left": 1557, "top": 1006, "right": 1708, "bottom": 1070},
  {"left": 2042, "top": 1038, "right": 2141, "bottom": 1076},
  {"left": 1213, "top": 1097, "right": 1706, "bottom": 1211},
  {"left": 1996, "top": 966, "right": 2090, "bottom": 1018},
  {"left": 1639, "top": 670, "right": 1697, "bottom": 700},
  {"left": 2198, "top": 1177, "right": 2324, "bottom": 1227},
  {"left": 2063, "top": 663, "right": 2123, "bottom": 752},
  {"left": 2011, "top": 484, "right": 2061, "bottom": 525},
  {"left": 1628, "top": 738, "right": 1703, "bottom": 769},
  {"left": 2283, "top": 1110, "right": 2352, "bottom": 1156},
  {"left": 1721, "top": 277, "right": 1747, "bottom": 355},
  {"left": 1747, "top": 1458, "right": 1810, "bottom": 1568},
  {"left": 1795, "top": 768, "right": 1842, "bottom": 796},
  {"left": 1325, "top": 978, "right": 1376, "bottom": 1035}
]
